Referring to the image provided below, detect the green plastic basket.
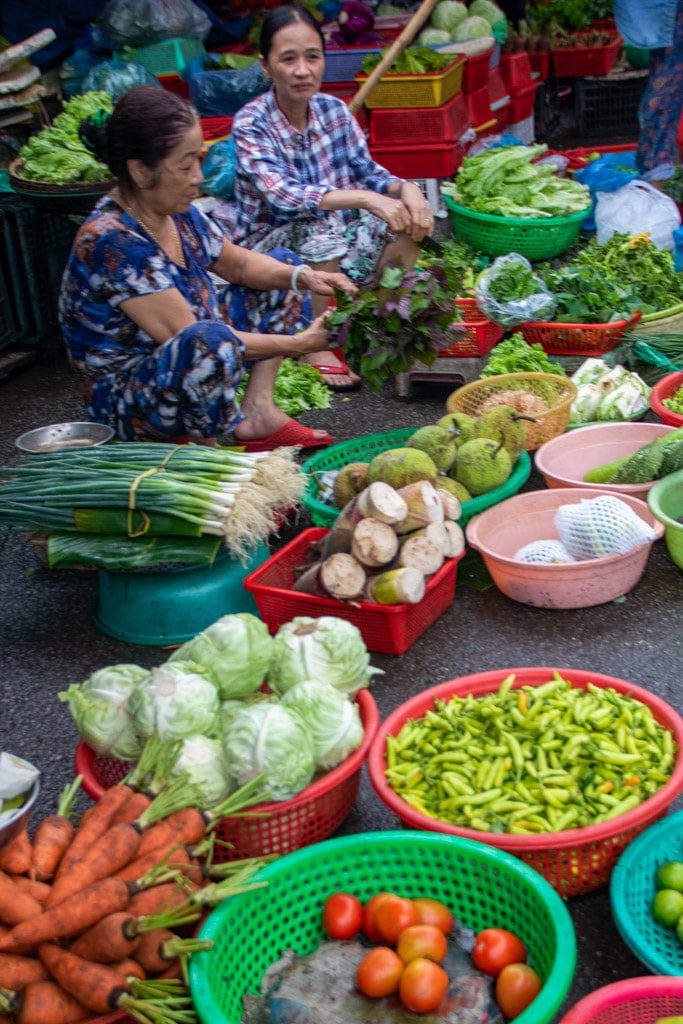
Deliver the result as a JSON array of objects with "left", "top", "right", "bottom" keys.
[
  {"left": 191, "top": 830, "right": 576, "bottom": 1024},
  {"left": 116, "top": 36, "right": 206, "bottom": 75},
  {"left": 443, "top": 195, "right": 589, "bottom": 261},
  {"left": 610, "top": 808, "right": 683, "bottom": 975},
  {"left": 302, "top": 428, "right": 532, "bottom": 527}
]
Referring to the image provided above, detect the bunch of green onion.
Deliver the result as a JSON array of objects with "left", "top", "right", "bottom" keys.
[{"left": 0, "top": 443, "right": 305, "bottom": 560}]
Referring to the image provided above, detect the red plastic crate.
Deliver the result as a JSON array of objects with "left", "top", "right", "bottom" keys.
[
  {"left": 467, "top": 86, "right": 493, "bottom": 130},
  {"left": 552, "top": 33, "right": 622, "bottom": 78},
  {"left": 488, "top": 66, "right": 507, "bottom": 107},
  {"left": 440, "top": 297, "right": 504, "bottom": 357},
  {"left": 200, "top": 116, "right": 233, "bottom": 140},
  {"left": 319, "top": 81, "right": 368, "bottom": 129},
  {"left": 244, "top": 527, "right": 463, "bottom": 655},
  {"left": 369, "top": 141, "right": 465, "bottom": 179},
  {"left": 369, "top": 90, "right": 468, "bottom": 145},
  {"left": 528, "top": 51, "right": 550, "bottom": 81},
  {"left": 463, "top": 48, "right": 493, "bottom": 92},
  {"left": 491, "top": 97, "right": 512, "bottom": 131},
  {"left": 510, "top": 81, "right": 538, "bottom": 123},
  {"left": 156, "top": 73, "right": 189, "bottom": 98},
  {"left": 500, "top": 52, "right": 533, "bottom": 91}
]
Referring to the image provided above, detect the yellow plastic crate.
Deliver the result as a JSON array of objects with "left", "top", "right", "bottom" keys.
[{"left": 356, "top": 56, "right": 465, "bottom": 110}]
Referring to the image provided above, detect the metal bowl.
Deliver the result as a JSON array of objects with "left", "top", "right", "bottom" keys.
[
  {"left": 15, "top": 421, "right": 114, "bottom": 454},
  {"left": 0, "top": 756, "right": 40, "bottom": 850}
]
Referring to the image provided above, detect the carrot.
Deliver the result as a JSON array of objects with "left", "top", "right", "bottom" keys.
[
  {"left": 53, "top": 784, "right": 134, "bottom": 884},
  {"left": 0, "top": 981, "right": 90, "bottom": 1024},
  {"left": 0, "top": 875, "right": 42, "bottom": 927},
  {"left": 11, "top": 879, "right": 50, "bottom": 906},
  {"left": 0, "top": 955, "right": 48, "bottom": 992},
  {"left": 68, "top": 913, "right": 141, "bottom": 963},
  {"left": 126, "top": 880, "right": 197, "bottom": 918},
  {"left": 108, "top": 792, "right": 151, "bottom": 827},
  {"left": 46, "top": 823, "right": 141, "bottom": 909},
  {"left": 0, "top": 832, "right": 32, "bottom": 877},
  {"left": 133, "top": 928, "right": 176, "bottom": 974},
  {"left": 115, "top": 842, "right": 195, "bottom": 884},
  {"left": 109, "top": 958, "right": 145, "bottom": 982},
  {"left": 135, "top": 808, "right": 206, "bottom": 859},
  {"left": 30, "top": 778, "right": 81, "bottom": 884}
]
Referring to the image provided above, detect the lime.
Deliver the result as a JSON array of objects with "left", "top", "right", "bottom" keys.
[
  {"left": 652, "top": 888, "right": 683, "bottom": 927},
  {"left": 656, "top": 861, "right": 683, "bottom": 892}
]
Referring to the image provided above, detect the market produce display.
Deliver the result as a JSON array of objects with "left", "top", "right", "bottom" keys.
[
  {"left": 16, "top": 92, "right": 113, "bottom": 184},
  {"left": 653, "top": 860, "right": 683, "bottom": 940},
  {"left": 418, "top": 0, "right": 504, "bottom": 45},
  {"left": 569, "top": 359, "right": 650, "bottom": 424},
  {"left": 584, "top": 426, "right": 683, "bottom": 484},
  {"left": 385, "top": 673, "right": 677, "bottom": 834}
]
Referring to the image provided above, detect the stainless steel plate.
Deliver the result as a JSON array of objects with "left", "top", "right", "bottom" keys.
[{"left": 15, "top": 421, "right": 114, "bottom": 453}]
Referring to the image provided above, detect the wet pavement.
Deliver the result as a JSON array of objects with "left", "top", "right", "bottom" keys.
[{"left": 1, "top": 343, "right": 682, "bottom": 1020}]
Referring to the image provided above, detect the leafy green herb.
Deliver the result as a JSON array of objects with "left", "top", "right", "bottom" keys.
[
  {"left": 18, "top": 91, "right": 114, "bottom": 184},
  {"left": 236, "top": 358, "right": 331, "bottom": 417},
  {"left": 663, "top": 382, "right": 683, "bottom": 416},
  {"left": 486, "top": 260, "right": 539, "bottom": 303},
  {"left": 361, "top": 46, "right": 453, "bottom": 75},
  {"left": 418, "top": 238, "right": 485, "bottom": 296},
  {"left": 480, "top": 333, "right": 566, "bottom": 377},
  {"left": 541, "top": 263, "right": 642, "bottom": 324}
]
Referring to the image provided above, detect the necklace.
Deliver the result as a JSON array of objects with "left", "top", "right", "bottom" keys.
[{"left": 124, "top": 201, "right": 186, "bottom": 269}]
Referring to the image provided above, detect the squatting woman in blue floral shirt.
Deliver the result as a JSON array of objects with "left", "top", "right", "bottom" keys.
[{"left": 59, "top": 86, "right": 354, "bottom": 448}]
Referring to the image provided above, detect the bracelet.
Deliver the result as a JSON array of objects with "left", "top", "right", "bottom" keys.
[{"left": 290, "top": 263, "right": 310, "bottom": 294}]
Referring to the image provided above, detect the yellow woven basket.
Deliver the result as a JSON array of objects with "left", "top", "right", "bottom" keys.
[{"left": 446, "top": 372, "right": 577, "bottom": 451}]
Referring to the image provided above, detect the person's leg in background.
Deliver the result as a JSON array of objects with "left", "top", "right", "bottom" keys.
[{"left": 637, "top": 0, "right": 683, "bottom": 180}]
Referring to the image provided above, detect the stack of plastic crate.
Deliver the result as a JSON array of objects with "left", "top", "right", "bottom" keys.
[
  {"left": 460, "top": 45, "right": 496, "bottom": 136},
  {"left": 500, "top": 52, "right": 538, "bottom": 143}
]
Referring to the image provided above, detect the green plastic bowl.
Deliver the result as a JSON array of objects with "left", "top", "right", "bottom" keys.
[
  {"left": 443, "top": 195, "right": 589, "bottom": 261},
  {"left": 648, "top": 467, "right": 683, "bottom": 570},
  {"left": 611, "top": 808, "right": 683, "bottom": 974},
  {"left": 302, "top": 428, "right": 532, "bottom": 528},
  {"left": 190, "top": 830, "right": 576, "bottom": 1024}
]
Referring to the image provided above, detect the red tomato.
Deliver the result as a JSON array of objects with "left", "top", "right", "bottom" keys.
[
  {"left": 472, "top": 929, "right": 527, "bottom": 977},
  {"left": 412, "top": 898, "right": 453, "bottom": 935},
  {"left": 376, "top": 895, "right": 417, "bottom": 945},
  {"left": 322, "top": 893, "right": 363, "bottom": 940},
  {"left": 356, "top": 947, "right": 404, "bottom": 998},
  {"left": 399, "top": 958, "right": 449, "bottom": 1014},
  {"left": 363, "top": 892, "right": 394, "bottom": 944},
  {"left": 495, "top": 963, "right": 542, "bottom": 1019},
  {"left": 397, "top": 925, "right": 448, "bottom": 966}
]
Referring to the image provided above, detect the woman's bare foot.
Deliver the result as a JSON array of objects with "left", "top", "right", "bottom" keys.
[
  {"left": 233, "top": 403, "right": 329, "bottom": 443},
  {"left": 301, "top": 350, "right": 361, "bottom": 391}
]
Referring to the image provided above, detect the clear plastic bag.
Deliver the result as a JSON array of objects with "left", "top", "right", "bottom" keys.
[
  {"left": 81, "top": 60, "right": 161, "bottom": 100},
  {"left": 100, "top": 0, "right": 211, "bottom": 48},
  {"left": 201, "top": 137, "right": 237, "bottom": 199},
  {"left": 474, "top": 253, "right": 557, "bottom": 328},
  {"left": 188, "top": 62, "right": 269, "bottom": 116},
  {"left": 595, "top": 179, "right": 682, "bottom": 252}
]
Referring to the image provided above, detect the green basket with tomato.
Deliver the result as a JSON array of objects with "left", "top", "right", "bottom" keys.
[{"left": 190, "top": 831, "right": 576, "bottom": 1024}]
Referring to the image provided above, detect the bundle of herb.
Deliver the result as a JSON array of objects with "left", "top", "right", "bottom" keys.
[
  {"left": 327, "top": 265, "right": 457, "bottom": 390},
  {"left": 360, "top": 46, "right": 453, "bottom": 75},
  {"left": 542, "top": 264, "right": 642, "bottom": 323},
  {"left": 418, "top": 238, "right": 484, "bottom": 296},
  {"left": 18, "top": 91, "right": 114, "bottom": 184}
]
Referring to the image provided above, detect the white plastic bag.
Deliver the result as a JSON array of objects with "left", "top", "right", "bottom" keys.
[
  {"left": 595, "top": 180, "right": 681, "bottom": 251},
  {"left": 474, "top": 253, "right": 557, "bottom": 328}
]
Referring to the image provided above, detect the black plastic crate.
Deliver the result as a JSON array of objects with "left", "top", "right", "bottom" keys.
[{"left": 574, "top": 69, "right": 648, "bottom": 139}]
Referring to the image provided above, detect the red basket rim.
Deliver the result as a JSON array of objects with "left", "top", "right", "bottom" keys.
[
  {"left": 520, "top": 311, "right": 641, "bottom": 332},
  {"left": 559, "top": 976, "right": 683, "bottom": 1024},
  {"left": 649, "top": 370, "right": 683, "bottom": 425},
  {"left": 367, "top": 667, "right": 683, "bottom": 851},
  {"left": 75, "top": 688, "right": 379, "bottom": 806},
  {"left": 356, "top": 56, "right": 465, "bottom": 81}
]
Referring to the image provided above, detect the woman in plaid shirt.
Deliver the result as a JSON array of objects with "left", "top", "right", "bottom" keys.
[{"left": 217, "top": 4, "right": 434, "bottom": 390}]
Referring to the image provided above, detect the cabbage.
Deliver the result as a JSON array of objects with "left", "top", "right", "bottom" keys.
[
  {"left": 469, "top": 0, "right": 504, "bottom": 26},
  {"left": 269, "top": 617, "right": 382, "bottom": 698},
  {"left": 59, "top": 664, "right": 148, "bottom": 759},
  {"left": 571, "top": 358, "right": 610, "bottom": 388},
  {"left": 432, "top": 0, "right": 468, "bottom": 33},
  {"left": 281, "top": 680, "right": 365, "bottom": 771},
  {"left": 129, "top": 664, "right": 219, "bottom": 741},
  {"left": 419, "top": 27, "right": 453, "bottom": 46},
  {"left": 596, "top": 381, "right": 649, "bottom": 421},
  {"left": 222, "top": 703, "right": 315, "bottom": 801},
  {"left": 168, "top": 613, "right": 273, "bottom": 700},
  {"left": 170, "top": 734, "right": 233, "bottom": 807},
  {"left": 455, "top": 15, "right": 492, "bottom": 39},
  {"left": 570, "top": 383, "right": 602, "bottom": 424}
]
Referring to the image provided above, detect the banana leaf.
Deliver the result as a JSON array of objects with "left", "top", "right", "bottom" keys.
[{"left": 46, "top": 532, "right": 222, "bottom": 570}]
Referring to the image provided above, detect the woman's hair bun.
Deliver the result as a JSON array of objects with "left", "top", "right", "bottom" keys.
[{"left": 79, "top": 110, "right": 112, "bottom": 167}]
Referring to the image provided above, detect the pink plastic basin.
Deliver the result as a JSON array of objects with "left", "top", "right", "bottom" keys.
[
  {"left": 534, "top": 422, "right": 674, "bottom": 500},
  {"left": 559, "top": 976, "right": 683, "bottom": 1024},
  {"left": 465, "top": 487, "right": 664, "bottom": 609}
]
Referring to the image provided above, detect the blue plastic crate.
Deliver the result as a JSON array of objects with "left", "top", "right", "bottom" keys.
[{"left": 323, "top": 45, "right": 384, "bottom": 83}]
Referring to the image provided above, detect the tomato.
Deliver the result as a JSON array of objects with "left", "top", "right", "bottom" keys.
[
  {"left": 472, "top": 929, "right": 527, "bottom": 977},
  {"left": 376, "top": 895, "right": 417, "bottom": 945},
  {"left": 397, "top": 925, "right": 448, "bottom": 966},
  {"left": 363, "top": 892, "right": 394, "bottom": 944},
  {"left": 399, "top": 958, "right": 449, "bottom": 1014},
  {"left": 412, "top": 898, "right": 453, "bottom": 935},
  {"left": 495, "top": 963, "right": 542, "bottom": 1019},
  {"left": 356, "top": 947, "right": 404, "bottom": 998},
  {"left": 322, "top": 892, "right": 363, "bottom": 940}
]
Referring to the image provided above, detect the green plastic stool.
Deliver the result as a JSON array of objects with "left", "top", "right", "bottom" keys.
[{"left": 94, "top": 544, "right": 269, "bottom": 645}]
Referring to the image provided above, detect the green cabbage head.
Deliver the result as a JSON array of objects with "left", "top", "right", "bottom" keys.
[
  {"left": 222, "top": 702, "right": 315, "bottom": 801},
  {"left": 419, "top": 27, "right": 452, "bottom": 46},
  {"left": 129, "top": 663, "right": 219, "bottom": 741},
  {"left": 269, "top": 617, "right": 382, "bottom": 698},
  {"left": 168, "top": 613, "right": 273, "bottom": 699},
  {"left": 455, "top": 15, "right": 492, "bottom": 39},
  {"left": 59, "top": 664, "right": 148, "bottom": 760},
  {"left": 432, "top": 0, "right": 468, "bottom": 32},
  {"left": 170, "top": 734, "right": 233, "bottom": 807},
  {"left": 469, "top": 0, "right": 504, "bottom": 26},
  {"left": 281, "top": 680, "right": 364, "bottom": 771}
]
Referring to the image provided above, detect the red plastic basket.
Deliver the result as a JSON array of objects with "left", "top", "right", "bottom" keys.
[
  {"left": 488, "top": 66, "right": 507, "bottom": 107},
  {"left": 650, "top": 370, "right": 683, "bottom": 426},
  {"left": 462, "top": 48, "right": 493, "bottom": 93},
  {"left": 519, "top": 312, "right": 641, "bottom": 356},
  {"left": 74, "top": 688, "right": 378, "bottom": 859},
  {"left": 466, "top": 86, "right": 493, "bottom": 130},
  {"left": 491, "top": 97, "right": 512, "bottom": 131},
  {"left": 440, "top": 296, "right": 504, "bottom": 357},
  {"left": 369, "top": 90, "right": 468, "bottom": 145},
  {"left": 528, "top": 51, "right": 550, "bottom": 81},
  {"left": 244, "top": 527, "right": 463, "bottom": 655},
  {"left": 369, "top": 141, "right": 465, "bottom": 179},
  {"left": 368, "top": 668, "right": 683, "bottom": 897},
  {"left": 156, "top": 73, "right": 189, "bottom": 98},
  {"left": 559, "top": 976, "right": 683, "bottom": 1024},
  {"left": 200, "top": 116, "right": 233, "bottom": 141},
  {"left": 500, "top": 51, "right": 534, "bottom": 91},
  {"left": 552, "top": 33, "right": 622, "bottom": 78}
]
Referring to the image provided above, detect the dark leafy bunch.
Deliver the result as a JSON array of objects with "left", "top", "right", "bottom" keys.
[
  {"left": 541, "top": 263, "right": 642, "bottom": 323},
  {"left": 327, "top": 265, "right": 457, "bottom": 390},
  {"left": 487, "top": 260, "right": 540, "bottom": 303},
  {"left": 418, "top": 238, "right": 485, "bottom": 297},
  {"left": 361, "top": 46, "right": 453, "bottom": 75}
]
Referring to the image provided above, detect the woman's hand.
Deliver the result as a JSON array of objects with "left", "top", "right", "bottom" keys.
[
  {"left": 291, "top": 314, "right": 330, "bottom": 355},
  {"left": 399, "top": 182, "right": 434, "bottom": 242},
  {"left": 364, "top": 193, "right": 413, "bottom": 233},
  {"left": 299, "top": 267, "right": 357, "bottom": 297}
]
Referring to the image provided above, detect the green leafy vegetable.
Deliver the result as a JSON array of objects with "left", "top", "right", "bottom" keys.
[
  {"left": 541, "top": 264, "right": 642, "bottom": 323},
  {"left": 418, "top": 238, "right": 485, "bottom": 296},
  {"left": 481, "top": 333, "right": 566, "bottom": 377},
  {"left": 432, "top": 0, "right": 468, "bottom": 33},
  {"left": 18, "top": 91, "right": 114, "bottom": 184},
  {"left": 130, "top": 663, "right": 219, "bottom": 741},
  {"left": 59, "top": 665, "right": 149, "bottom": 760},
  {"left": 236, "top": 358, "right": 331, "bottom": 417},
  {"left": 269, "top": 616, "right": 382, "bottom": 698},
  {"left": 663, "top": 382, "right": 683, "bottom": 415},
  {"left": 361, "top": 46, "right": 453, "bottom": 75},
  {"left": 456, "top": 14, "right": 495, "bottom": 39},
  {"left": 168, "top": 613, "right": 273, "bottom": 700},
  {"left": 281, "top": 679, "right": 364, "bottom": 771},
  {"left": 170, "top": 734, "right": 233, "bottom": 805},
  {"left": 221, "top": 701, "right": 316, "bottom": 801}
]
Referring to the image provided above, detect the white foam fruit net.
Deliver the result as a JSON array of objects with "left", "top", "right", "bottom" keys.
[
  {"left": 554, "top": 495, "right": 657, "bottom": 561},
  {"left": 514, "top": 540, "right": 576, "bottom": 564}
]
